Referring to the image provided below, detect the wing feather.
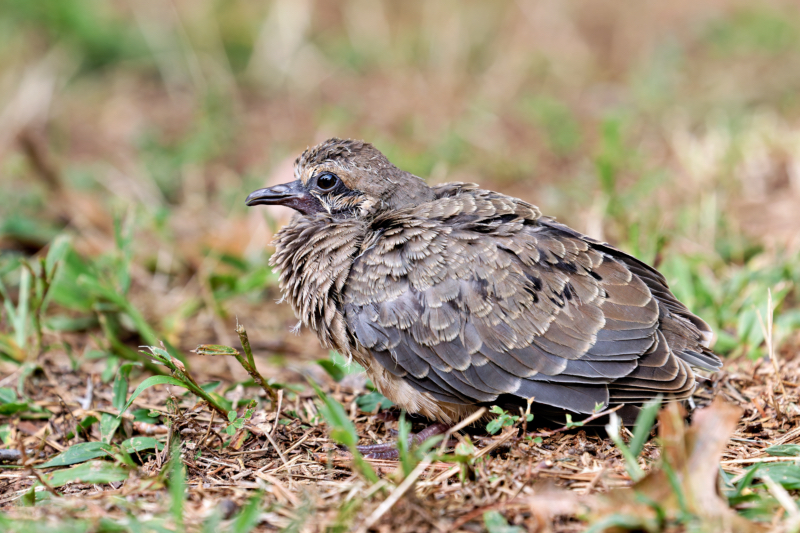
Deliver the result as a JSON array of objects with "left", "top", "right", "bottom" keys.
[{"left": 342, "top": 189, "right": 720, "bottom": 419}]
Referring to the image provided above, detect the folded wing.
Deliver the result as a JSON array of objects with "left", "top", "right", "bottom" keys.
[{"left": 343, "top": 187, "right": 721, "bottom": 423}]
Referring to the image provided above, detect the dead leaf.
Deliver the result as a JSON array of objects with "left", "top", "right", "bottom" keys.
[{"left": 589, "top": 398, "right": 766, "bottom": 533}]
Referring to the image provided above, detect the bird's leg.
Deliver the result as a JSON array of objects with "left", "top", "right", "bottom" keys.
[{"left": 356, "top": 423, "right": 451, "bottom": 460}]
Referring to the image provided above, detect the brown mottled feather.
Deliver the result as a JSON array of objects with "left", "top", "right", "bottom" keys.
[{"left": 264, "top": 138, "right": 721, "bottom": 425}]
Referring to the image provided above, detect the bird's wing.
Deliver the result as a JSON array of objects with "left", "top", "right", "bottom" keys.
[{"left": 343, "top": 189, "right": 720, "bottom": 417}]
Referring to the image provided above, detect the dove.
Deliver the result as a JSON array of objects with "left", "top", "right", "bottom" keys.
[{"left": 246, "top": 138, "right": 720, "bottom": 457}]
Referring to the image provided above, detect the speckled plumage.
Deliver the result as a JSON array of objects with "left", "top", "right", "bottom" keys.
[{"left": 252, "top": 138, "right": 721, "bottom": 425}]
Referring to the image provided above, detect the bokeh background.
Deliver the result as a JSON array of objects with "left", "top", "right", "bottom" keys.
[
  {"left": 4, "top": 1, "right": 800, "bottom": 530},
  {"left": 2, "top": 0, "right": 800, "bottom": 401}
]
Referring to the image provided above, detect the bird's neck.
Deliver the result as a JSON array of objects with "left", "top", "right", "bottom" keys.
[{"left": 269, "top": 213, "right": 366, "bottom": 353}]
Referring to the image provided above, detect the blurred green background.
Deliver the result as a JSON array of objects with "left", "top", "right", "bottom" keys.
[{"left": 2, "top": 0, "right": 800, "bottom": 375}]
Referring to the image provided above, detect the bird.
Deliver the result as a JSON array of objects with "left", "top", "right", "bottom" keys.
[{"left": 246, "top": 138, "right": 721, "bottom": 455}]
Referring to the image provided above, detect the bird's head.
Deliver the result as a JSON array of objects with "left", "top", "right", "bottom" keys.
[{"left": 246, "top": 138, "right": 435, "bottom": 218}]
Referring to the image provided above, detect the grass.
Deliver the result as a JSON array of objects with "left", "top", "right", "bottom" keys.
[{"left": 2, "top": 1, "right": 800, "bottom": 531}]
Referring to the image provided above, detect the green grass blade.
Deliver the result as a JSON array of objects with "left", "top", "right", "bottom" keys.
[
  {"left": 308, "top": 378, "right": 379, "bottom": 483},
  {"left": 229, "top": 491, "right": 263, "bottom": 533},
  {"left": 397, "top": 412, "right": 415, "bottom": 477},
  {"left": 121, "top": 437, "right": 164, "bottom": 454},
  {"left": 169, "top": 439, "right": 186, "bottom": 533},
  {"left": 119, "top": 376, "right": 189, "bottom": 415},
  {"left": 112, "top": 362, "right": 140, "bottom": 411},
  {"left": 605, "top": 413, "right": 644, "bottom": 482},
  {"left": 483, "top": 510, "right": 524, "bottom": 533},
  {"left": 13, "top": 268, "right": 31, "bottom": 349},
  {"left": 37, "top": 442, "right": 113, "bottom": 468},
  {"left": 100, "top": 412, "right": 122, "bottom": 444},
  {"left": 37, "top": 460, "right": 131, "bottom": 488},
  {"left": 628, "top": 396, "right": 662, "bottom": 458}
]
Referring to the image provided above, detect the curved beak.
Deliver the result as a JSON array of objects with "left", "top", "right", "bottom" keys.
[{"left": 246, "top": 180, "right": 322, "bottom": 215}]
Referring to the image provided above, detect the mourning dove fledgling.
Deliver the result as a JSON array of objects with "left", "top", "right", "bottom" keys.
[{"left": 246, "top": 138, "right": 720, "bottom": 456}]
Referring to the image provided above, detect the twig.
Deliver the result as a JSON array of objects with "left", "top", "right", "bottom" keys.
[
  {"left": 20, "top": 446, "right": 58, "bottom": 497},
  {"left": 29, "top": 469, "right": 59, "bottom": 497},
  {"left": 261, "top": 454, "right": 303, "bottom": 476},
  {"left": 522, "top": 396, "right": 534, "bottom": 434},
  {"left": 176, "top": 372, "right": 229, "bottom": 419},
  {"left": 0, "top": 449, "right": 22, "bottom": 462},
  {"left": 437, "top": 407, "right": 486, "bottom": 456},
  {"left": 18, "top": 128, "right": 61, "bottom": 190},
  {"left": 265, "top": 432, "right": 289, "bottom": 470},
  {"left": 356, "top": 456, "right": 433, "bottom": 533},
  {"left": 525, "top": 404, "right": 624, "bottom": 438},
  {"left": 428, "top": 464, "right": 461, "bottom": 485},
  {"left": 56, "top": 396, "right": 81, "bottom": 444},
  {"left": 475, "top": 426, "right": 518, "bottom": 459},
  {"left": 583, "top": 467, "right": 606, "bottom": 495},
  {"left": 762, "top": 474, "right": 800, "bottom": 532},
  {"left": 201, "top": 409, "right": 215, "bottom": 447},
  {"left": 146, "top": 344, "right": 230, "bottom": 419},
  {"left": 226, "top": 445, "right": 271, "bottom": 457},
  {"left": 255, "top": 472, "right": 300, "bottom": 506},
  {"left": 235, "top": 322, "right": 279, "bottom": 404},
  {"left": 721, "top": 456, "right": 800, "bottom": 465},
  {"left": 283, "top": 428, "right": 313, "bottom": 454},
  {"left": 724, "top": 381, "right": 749, "bottom": 405},
  {"left": 271, "top": 389, "right": 283, "bottom": 436}
]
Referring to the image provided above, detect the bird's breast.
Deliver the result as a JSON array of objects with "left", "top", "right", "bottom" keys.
[{"left": 270, "top": 215, "right": 367, "bottom": 352}]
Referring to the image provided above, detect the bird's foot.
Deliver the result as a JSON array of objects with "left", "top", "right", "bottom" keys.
[{"left": 355, "top": 423, "right": 451, "bottom": 460}]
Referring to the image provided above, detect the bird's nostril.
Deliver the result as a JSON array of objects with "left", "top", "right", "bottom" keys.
[{"left": 247, "top": 180, "right": 321, "bottom": 213}]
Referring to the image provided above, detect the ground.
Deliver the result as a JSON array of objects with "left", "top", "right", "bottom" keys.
[
  {"left": 2, "top": 1, "right": 800, "bottom": 531},
  {"left": 1, "top": 328, "right": 800, "bottom": 531}
]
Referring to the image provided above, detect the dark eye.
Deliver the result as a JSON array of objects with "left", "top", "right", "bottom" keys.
[{"left": 316, "top": 173, "right": 338, "bottom": 191}]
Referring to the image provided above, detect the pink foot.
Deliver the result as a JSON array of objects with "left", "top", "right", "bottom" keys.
[{"left": 356, "top": 423, "right": 450, "bottom": 459}]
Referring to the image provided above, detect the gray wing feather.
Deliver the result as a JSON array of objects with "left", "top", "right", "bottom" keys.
[{"left": 343, "top": 190, "right": 720, "bottom": 417}]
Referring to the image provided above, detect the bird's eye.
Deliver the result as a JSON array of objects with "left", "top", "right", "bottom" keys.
[{"left": 316, "top": 173, "right": 338, "bottom": 191}]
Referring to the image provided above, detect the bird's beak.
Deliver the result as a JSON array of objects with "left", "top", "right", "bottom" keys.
[{"left": 245, "top": 180, "right": 323, "bottom": 215}]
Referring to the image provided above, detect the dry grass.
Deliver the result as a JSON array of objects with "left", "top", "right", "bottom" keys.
[{"left": 1, "top": 341, "right": 800, "bottom": 531}]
